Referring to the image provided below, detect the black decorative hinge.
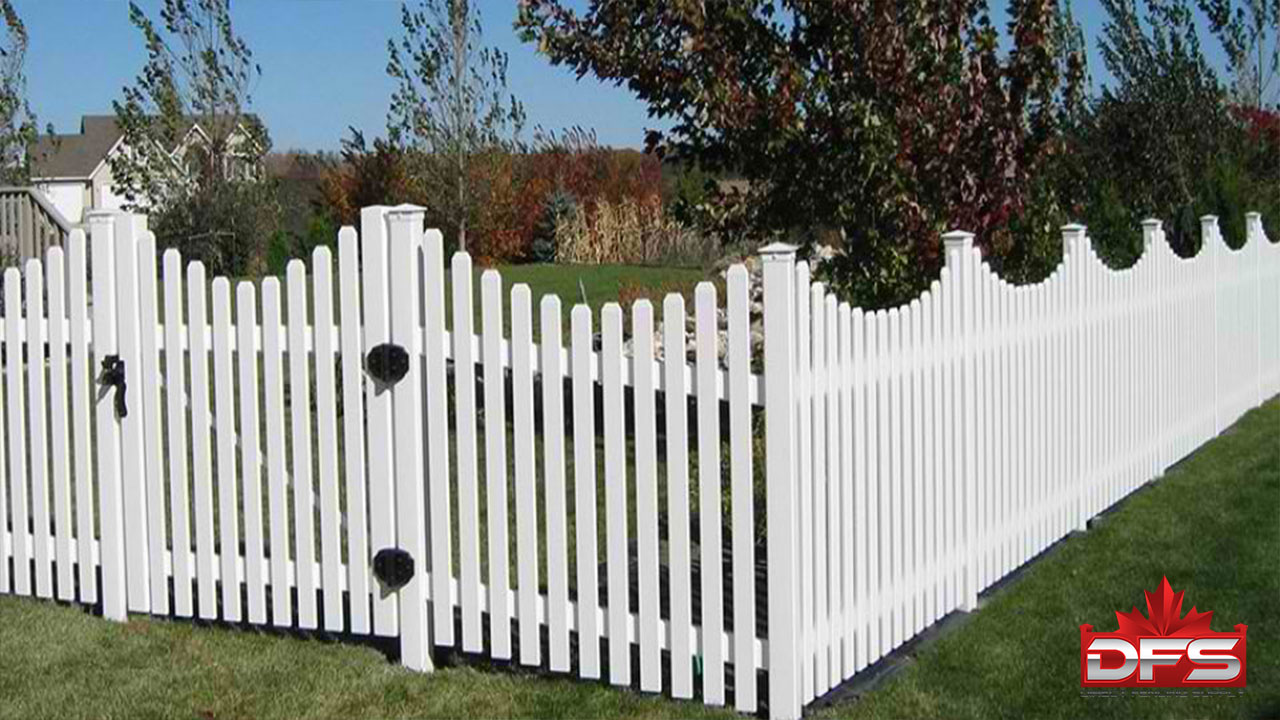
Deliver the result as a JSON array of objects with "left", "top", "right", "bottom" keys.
[
  {"left": 372, "top": 548, "right": 414, "bottom": 591},
  {"left": 98, "top": 355, "right": 127, "bottom": 418},
  {"left": 366, "top": 343, "right": 410, "bottom": 386}
]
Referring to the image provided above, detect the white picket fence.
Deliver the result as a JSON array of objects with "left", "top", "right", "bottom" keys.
[{"left": 0, "top": 206, "right": 1276, "bottom": 719}]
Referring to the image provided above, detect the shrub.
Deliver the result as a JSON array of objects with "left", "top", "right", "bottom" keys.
[{"left": 555, "top": 196, "right": 715, "bottom": 266}]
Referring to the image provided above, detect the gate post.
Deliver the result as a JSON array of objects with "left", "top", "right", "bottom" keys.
[
  {"left": 113, "top": 212, "right": 152, "bottom": 614},
  {"left": 87, "top": 211, "right": 127, "bottom": 622},
  {"left": 386, "top": 206, "right": 433, "bottom": 672},
  {"left": 762, "top": 242, "right": 801, "bottom": 720}
]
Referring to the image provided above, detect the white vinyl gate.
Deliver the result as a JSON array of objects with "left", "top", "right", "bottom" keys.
[{"left": 0, "top": 206, "right": 1277, "bottom": 719}]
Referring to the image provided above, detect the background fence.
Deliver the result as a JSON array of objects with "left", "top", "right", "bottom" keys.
[{"left": 0, "top": 207, "right": 1275, "bottom": 720}]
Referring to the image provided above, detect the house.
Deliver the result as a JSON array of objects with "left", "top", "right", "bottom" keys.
[{"left": 30, "top": 114, "right": 264, "bottom": 225}]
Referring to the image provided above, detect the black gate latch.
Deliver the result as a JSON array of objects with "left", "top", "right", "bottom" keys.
[
  {"left": 366, "top": 343, "right": 409, "bottom": 386},
  {"left": 98, "top": 355, "right": 127, "bottom": 418},
  {"left": 372, "top": 548, "right": 414, "bottom": 590}
]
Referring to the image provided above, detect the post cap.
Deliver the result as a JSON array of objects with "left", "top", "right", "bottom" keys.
[
  {"left": 1245, "top": 211, "right": 1262, "bottom": 222},
  {"left": 1199, "top": 214, "right": 1219, "bottom": 224},
  {"left": 759, "top": 241, "right": 799, "bottom": 259},
  {"left": 1061, "top": 223, "right": 1087, "bottom": 234},
  {"left": 941, "top": 230, "right": 974, "bottom": 248},
  {"left": 1140, "top": 218, "right": 1162, "bottom": 229},
  {"left": 85, "top": 209, "right": 123, "bottom": 223},
  {"left": 386, "top": 203, "right": 426, "bottom": 219}
]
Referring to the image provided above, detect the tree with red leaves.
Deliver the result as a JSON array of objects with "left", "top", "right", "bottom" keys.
[{"left": 517, "top": 0, "right": 1084, "bottom": 306}]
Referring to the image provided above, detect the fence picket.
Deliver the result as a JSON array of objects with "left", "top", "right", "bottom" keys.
[
  {"left": 339, "top": 227, "right": 371, "bottom": 635},
  {"left": 0, "top": 273, "right": 7, "bottom": 596},
  {"left": 212, "top": 278, "right": 241, "bottom": 622},
  {"left": 825, "top": 294, "right": 844, "bottom": 686},
  {"left": 313, "top": 247, "right": 343, "bottom": 632},
  {"left": 262, "top": 278, "right": 292, "bottom": 628},
  {"left": 481, "top": 270, "right": 511, "bottom": 659},
  {"left": 163, "top": 250, "right": 190, "bottom": 614},
  {"left": 663, "top": 294, "right": 693, "bottom": 698},
  {"left": 67, "top": 231, "right": 95, "bottom": 605},
  {"left": 511, "top": 284, "right": 540, "bottom": 667},
  {"left": 695, "top": 283, "right": 725, "bottom": 704},
  {"left": 810, "top": 282, "right": 828, "bottom": 694},
  {"left": 237, "top": 282, "right": 267, "bottom": 624},
  {"left": 570, "top": 304, "right": 601, "bottom": 680},
  {"left": 601, "top": 303, "right": 630, "bottom": 686},
  {"left": 728, "top": 267, "right": 756, "bottom": 711},
  {"left": 452, "top": 252, "right": 481, "bottom": 652},
  {"left": 851, "top": 307, "right": 869, "bottom": 671},
  {"left": 138, "top": 233, "right": 168, "bottom": 614},
  {"left": 909, "top": 298, "right": 925, "bottom": 633},
  {"left": 287, "top": 261, "right": 318, "bottom": 629},
  {"left": 838, "top": 302, "right": 856, "bottom": 678},
  {"left": 541, "top": 295, "right": 569, "bottom": 672},
  {"left": 26, "top": 260, "right": 51, "bottom": 599},
  {"left": 421, "top": 229, "right": 453, "bottom": 647},
  {"left": 5, "top": 266, "right": 28, "bottom": 596},
  {"left": 47, "top": 249, "right": 73, "bottom": 601},
  {"left": 188, "top": 261, "right": 216, "bottom": 620},
  {"left": 633, "top": 299, "right": 661, "bottom": 692}
]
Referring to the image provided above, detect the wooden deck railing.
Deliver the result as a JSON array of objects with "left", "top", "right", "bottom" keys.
[{"left": 0, "top": 186, "right": 73, "bottom": 260}]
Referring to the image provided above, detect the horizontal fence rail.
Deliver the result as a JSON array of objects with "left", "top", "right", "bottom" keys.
[{"left": 0, "top": 206, "right": 1276, "bottom": 720}]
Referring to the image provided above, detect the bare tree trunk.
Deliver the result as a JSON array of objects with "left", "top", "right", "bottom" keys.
[{"left": 452, "top": 0, "right": 469, "bottom": 252}]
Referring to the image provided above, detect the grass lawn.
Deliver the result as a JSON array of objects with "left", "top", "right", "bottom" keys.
[{"left": 1, "top": 398, "right": 1275, "bottom": 720}]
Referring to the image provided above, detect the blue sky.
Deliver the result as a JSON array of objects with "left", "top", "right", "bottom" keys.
[{"left": 17, "top": 0, "right": 1231, "bottom": 152}]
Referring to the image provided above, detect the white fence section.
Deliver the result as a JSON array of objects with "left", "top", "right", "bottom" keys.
[{"left": 0, "top": 206, "right": 1276, "bottom": 719}]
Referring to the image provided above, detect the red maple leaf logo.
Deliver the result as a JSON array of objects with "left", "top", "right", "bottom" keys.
[
  {"left": 1080, "top": 576, "right": 1247, "bottom": 687},
  {"left": 1113, "top": 576, "right": 1216, "bottom": 637}
]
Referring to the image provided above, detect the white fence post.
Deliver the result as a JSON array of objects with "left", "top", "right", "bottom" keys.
[
  {"left": 1062, "top": 224, "right": 1088, "bottom": 533},
  {"left": 762, "top": 242, "right": 801, "bottom": 720},
  {"left": 942, "top": 230, "right": 980, "bottom": 612},
  {"left": 1204, "top": 215, "right": 1222, "bottom": 435},
  {"left": 1247, "top": 212, "right": 1264, "bottom": 407}
]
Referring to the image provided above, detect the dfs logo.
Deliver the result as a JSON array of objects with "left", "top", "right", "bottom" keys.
[{"left": 1080, "top": 577, "right": 1247, "bottom": 687}]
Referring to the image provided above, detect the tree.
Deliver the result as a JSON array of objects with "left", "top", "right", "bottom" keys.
[
  {"left": 1200, "top": 0, "right": 1280, "bottom": 109},
  {"left": 388, "top": 0, "right": 525, "bottom": 252},
  {"left": 517, "top": 0, "right": 1083, "bottom": 307},
  {"left": 0, "top": 0, "right": 36, "bottom": 185},
  {"left": 1055, "top": 0, "right": 1240, "bottom": 261},
  {"left": 113, "top": 0, "right": 276, "bottom": 276}
]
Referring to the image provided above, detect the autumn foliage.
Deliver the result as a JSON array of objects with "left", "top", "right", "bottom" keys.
[{"left": 315, "top": 131, "right": 663, "bottom": 264}]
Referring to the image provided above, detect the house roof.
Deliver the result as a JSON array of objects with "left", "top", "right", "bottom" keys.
[
  {"left": 30, "top": 115, "right": 123, "bottom": 180},
  {"left": 30, "top": 113, "right": 264, "bottom": 181}
]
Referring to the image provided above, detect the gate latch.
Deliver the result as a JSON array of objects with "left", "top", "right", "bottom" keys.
[
  {"left": 372, "top": 548, "right": 415, "bottom": 591},
  {"left": 98, "top": 355, "right": 127, "bottom": 418},
  {"left": 366, "top": 343, "right": 410, "bottom": 386}
]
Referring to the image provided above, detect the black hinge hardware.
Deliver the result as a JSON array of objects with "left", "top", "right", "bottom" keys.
[{"left": 98, "top": 355, "right": 127, "bottom": 418}]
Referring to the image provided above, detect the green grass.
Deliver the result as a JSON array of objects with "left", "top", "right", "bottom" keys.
[{"left": 2, "top": 398, "right": 1275, "bottom": 719}]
